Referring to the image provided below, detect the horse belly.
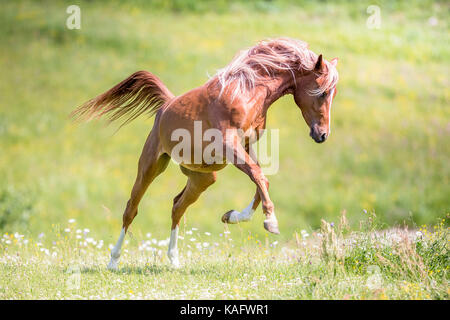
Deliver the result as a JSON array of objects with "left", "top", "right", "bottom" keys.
[{"left": 180, "top": 162, "right": 228, "bottom": 173}]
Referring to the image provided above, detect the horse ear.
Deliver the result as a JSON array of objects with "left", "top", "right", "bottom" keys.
[
  {"left": 314, "top": 54, "right": 324, "bottom": 72},
  {"left": 330, "top": 57, "right": 338, "bottom": 67}
]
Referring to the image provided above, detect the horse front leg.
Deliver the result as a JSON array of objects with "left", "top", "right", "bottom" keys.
[
  {"left": 222, "top": 144, "right": 261, "bottom": 224},
  {"left": 223, "top": 133, "right": 279, "bottom": 234}
]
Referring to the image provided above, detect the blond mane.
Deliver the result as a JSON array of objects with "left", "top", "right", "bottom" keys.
[{"left": 215, "top": 38, "right": 338, "bottom": 99}]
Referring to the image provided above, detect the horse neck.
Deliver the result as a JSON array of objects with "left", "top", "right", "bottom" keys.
[{"left": 261, "top": 71, "right": 296, "bottom": 110}]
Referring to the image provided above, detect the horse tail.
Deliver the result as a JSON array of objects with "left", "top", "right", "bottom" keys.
[{"left": 71, "top": 71, "right": 174, "bottom": 127}]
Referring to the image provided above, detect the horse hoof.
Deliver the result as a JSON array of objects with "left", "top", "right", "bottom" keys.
[
  {"left": 107, "top": 259, "right": 119, "bottom": 271},
  {"left": 168, "top": 250, "right": 181, "bottom": 268},
  {"left": 221, "top": 210, "right": 238, "bottom": 224},
  {"left": 264, "top": 219, "right": 280, "bottom": 234}
]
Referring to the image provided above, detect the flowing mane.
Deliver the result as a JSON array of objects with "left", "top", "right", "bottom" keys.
[{"left": 215, "top": 37, "right": 339, "bottom": 99}]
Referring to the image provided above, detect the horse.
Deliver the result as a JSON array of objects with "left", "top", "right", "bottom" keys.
[{"left": 71, "top": 38, "right": 339, "bottom": 269}]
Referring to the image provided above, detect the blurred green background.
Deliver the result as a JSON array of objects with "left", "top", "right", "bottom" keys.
[{"left": 0, "top": 0, "right": 449, "bottom": 242}]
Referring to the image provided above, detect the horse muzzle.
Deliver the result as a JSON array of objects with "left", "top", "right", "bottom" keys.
[{"left": 310, "top": 127, "right": 328, "bottom": 143}]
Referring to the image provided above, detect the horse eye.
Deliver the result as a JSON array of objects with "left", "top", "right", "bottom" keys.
[{"left": 320, "top": 92, "right": 327, "bottom": 99}]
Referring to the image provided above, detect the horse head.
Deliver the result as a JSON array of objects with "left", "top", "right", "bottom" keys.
[{"left": 293, "top": 55, "right": 338, "bottom": 143}]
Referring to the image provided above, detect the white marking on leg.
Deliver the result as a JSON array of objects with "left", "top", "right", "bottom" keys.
[
  {"left": 264, "top": 211, "right": 278, "bottom": 225},
  {"left": 167, "top": 226, "right": 180, "bottom": 268},
  {"left": 228, "top": 198, "right": 255, "bottom": 223},
  {"left": 107, "top": 227, "right": 125, "bottom": 270}
]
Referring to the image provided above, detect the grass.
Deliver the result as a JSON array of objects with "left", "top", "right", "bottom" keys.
[
  {"left": 0, "top": 213, "right": 448, "bottom": 299},
  {"left": 0, "top": 0, "right": 449, "bottom": 299}
]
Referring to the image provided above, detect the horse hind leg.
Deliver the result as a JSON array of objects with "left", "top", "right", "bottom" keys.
[
  {"left": 167, "top": 167, "right": 216, "bottom": 268},
  {"left": 108, "top": 130, "right": 170, "bottom": 270}
]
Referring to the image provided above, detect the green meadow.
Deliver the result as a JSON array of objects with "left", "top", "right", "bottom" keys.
[{"left": 0, "top": 0, "right": 448, "bottom": 299}]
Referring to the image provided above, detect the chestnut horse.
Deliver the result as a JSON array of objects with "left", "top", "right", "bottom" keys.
[{"left": 72, "top": 38, "right": 339, "bottom": 269}]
